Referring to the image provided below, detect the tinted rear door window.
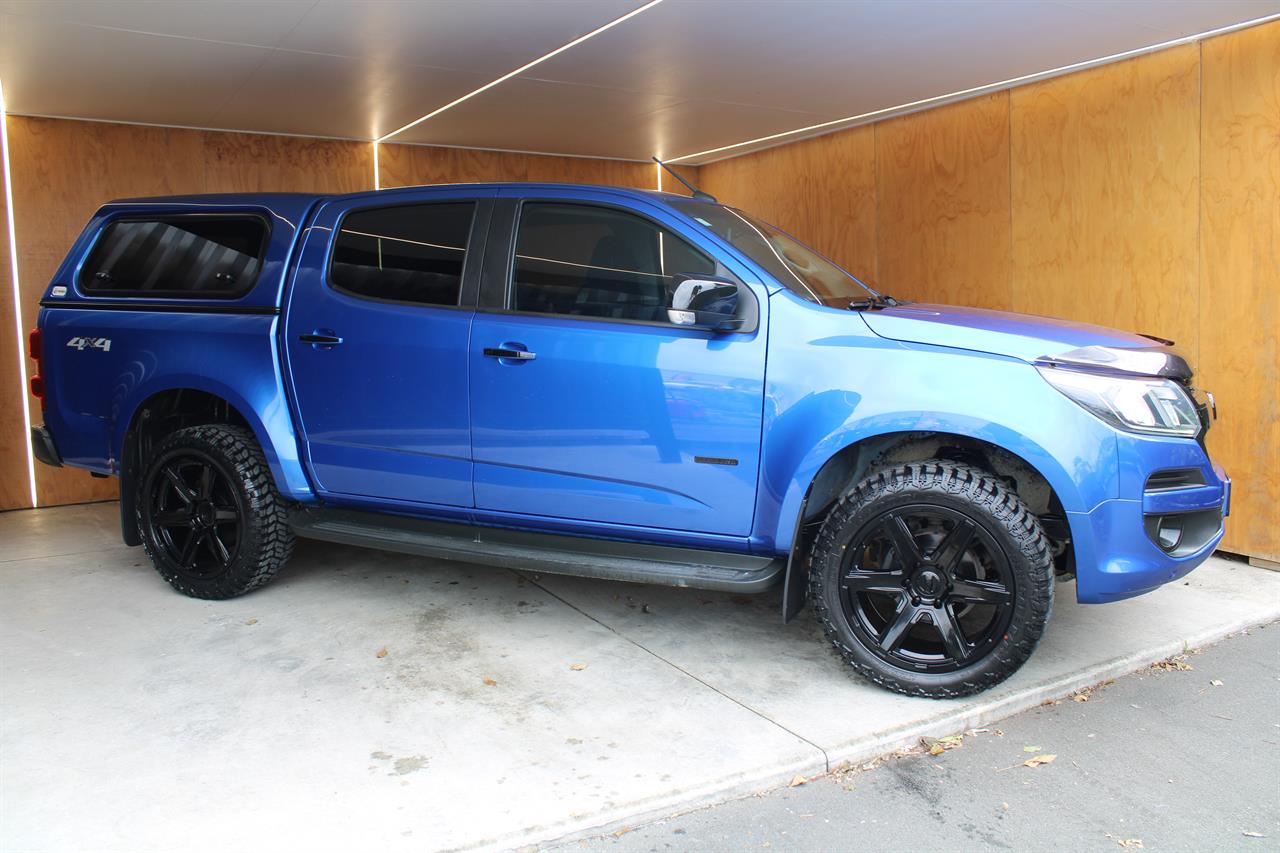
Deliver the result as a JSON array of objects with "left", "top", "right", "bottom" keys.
[
  {"left": 81, "top": 216, "right": 267, "bottom": 297},
  {"left": 330, "top": 202, "right": 474, "bottom": 306}
]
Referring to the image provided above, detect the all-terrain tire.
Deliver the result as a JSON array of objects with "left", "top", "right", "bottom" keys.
[
  {"left": 137, "top": 424, "right": 294, "bottom": 599},
  {"left": 809, "top": 459, "right": 1053, "bottom": 698}
]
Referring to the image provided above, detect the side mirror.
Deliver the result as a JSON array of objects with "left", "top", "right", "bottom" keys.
[{"left": 667, "top": 275, "right": 744, "bottom": 332}]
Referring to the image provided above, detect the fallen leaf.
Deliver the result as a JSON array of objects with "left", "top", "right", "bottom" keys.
[
  {"left": 1072, "top": 693, "right": 1090, "bottom": 702},
  {"left": 375, "top": 647, "right": 388, "bottom": 659},
  {"left": 611, "top": 827, "right": 631, "bottom": 838},
  {"left": 569, "top": 663, "right": 588, "bottom": 671},
  {"left": 1210, "top": 679, "right": 1224, "bottom": 687},
  {"left": 1023, "top": 754, "right": 1057, "bottom": 768},
  {"left": 789, "top": 774, "right": 807, "bottom": 787},
  {"left": 245, "top": 618, "right": 258, "bottom": 625},
  {"left": 482, "top": 677, "right": 497, "bottom": 686},
  {"left": 1151, "top": 654, "right": 1193, "bottom": 672},
  {"left": 1040, "top": 698, "right": 1061, "bottom": 706},
  {"left": 922, "top": 735, "right": 964, "bottom": 755},
  {"left": 1023, "top": 745, "right": 1042, "bottom": 753},
  {"left": 1104, "top": 836, "right": 1143, "bottom": 849}
]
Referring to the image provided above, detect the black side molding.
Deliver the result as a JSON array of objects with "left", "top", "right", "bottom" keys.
[
  {"left": 40, "top": 299, "right": 279, "bottom": 315},
  {"left": 30, "top": 426, "right": 61, "bottom": 468},
  {"left": 288, "top": 506, "right": 783, "bottom": 593}
]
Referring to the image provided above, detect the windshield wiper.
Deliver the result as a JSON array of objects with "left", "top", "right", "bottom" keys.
[{"left": 848, "top": 294, "right": 904, "bottom": 311}]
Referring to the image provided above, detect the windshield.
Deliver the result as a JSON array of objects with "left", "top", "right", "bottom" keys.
[{"left": 671, "top": 201, "right": 877, "bottom": 306}]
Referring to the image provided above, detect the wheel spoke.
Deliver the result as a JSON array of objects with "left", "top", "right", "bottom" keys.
[
  {"left": 206, "top": 530, "right": 231, "bottom": 566},
  {"left": 198, "top": 464, "right": 215, "bottom": 500},
  {"left": 153, "top": 510, "right": 193, "bottom": 528},
  {"left": 179, "top": 530, "right": 203, "bottom": 568},
  {"left": 162, "top": 466, "right": 195, "bottom": 504},
  {"left": 842, "top": 569, "right": 905, "bottom": 596},
  {"left": 931, "top": 518, "right": 976, "bottom": 573},
  {"left": 213, "top": 506, "right": 238, "bottom": 524},
  {"left": 879, "top": 602, "right": 923, "bottom": 652},
  {"left": 933, "top": 605, "right": 972, "bottom": 663},
  {"left": 951, "top": 578, "right": 1012, "bottom": 606},
  {"left": 881, "top": 512, "right": 922, "bottom": 569}
]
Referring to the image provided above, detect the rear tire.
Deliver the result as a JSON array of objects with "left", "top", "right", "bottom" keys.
[
  {"left": 808, "top": 460, "right": 1053, "bottom": 698},
  {"left": 137, "top": 424, "right": 294, "bottom": 599}
]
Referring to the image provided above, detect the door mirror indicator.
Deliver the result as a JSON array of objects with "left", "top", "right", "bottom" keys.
[{"left": 667, "top": 275, "right": 743, "bottom": 332}]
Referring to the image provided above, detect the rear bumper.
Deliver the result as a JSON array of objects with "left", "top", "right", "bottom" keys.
[
  {"left": 1071, "top": 458, "right": 1230, "bottom": 603},
  {"left": 30, "top": 425, "right": 62, "bottom": 468}
]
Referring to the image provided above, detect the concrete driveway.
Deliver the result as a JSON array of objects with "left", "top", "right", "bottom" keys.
[{"left": 2, "top": 502, "right": 1278, "bottom": 852}]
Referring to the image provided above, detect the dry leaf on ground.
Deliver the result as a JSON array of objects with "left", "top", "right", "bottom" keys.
[
  {"left": 569, "top": 663, "right": 588, "bottom": 671},
  {"left": 1105, "top": 835, "right": 1144, "bottom": 849},
  {"left": 1210, "top": 679, "right": 1224, "bottom": 687},
  {"left": 789, "top": 774, "right": 807, "bottom": 787},
  {"left": 922, "top": 735, "right": 964, "bottom": 756},
  {"left": 1023, "top": 754, "right": 1057, "bottom": 768},
  {"left": 245, "top": 618, "right": 258, "bottom": 625},
  {"left": 375, "top": 647, "right": 388, "bottom": 659},
  {"left": 1023, "top": 745, "right": 1042, "bottom": 753},
  {"left": 482, "top": 677, "right": 497, "bottom": 686},
  {"left": 1151, "top": 654, "right": 1193, "bottom": 672}
]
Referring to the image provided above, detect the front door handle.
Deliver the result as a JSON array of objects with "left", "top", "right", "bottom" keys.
[
  {"left": 299, "top": 330, "right": 343, "bottom": 348},
  {"left": 483, "top": 347, "right": 536, "bottom": 361}
]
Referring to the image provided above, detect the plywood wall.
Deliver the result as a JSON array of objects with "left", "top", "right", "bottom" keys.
[
  {"left": 1, "top": 117, "right": 662, "bottom": 511},
  {"left": 699, "top": 21, "right": 1278, "bottom": 561},
  {"left": 1198, "top": 21, "right": 1280, "bottom": 562}
]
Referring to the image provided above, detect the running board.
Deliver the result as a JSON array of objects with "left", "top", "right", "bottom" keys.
[{"left": 287, "top": 507, "right": 783, "bottom": 593}]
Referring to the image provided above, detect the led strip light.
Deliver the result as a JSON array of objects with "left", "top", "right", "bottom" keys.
[
  {"left": 0, "top": 78, "right": 39, "bottom": 507},
  {"left": 376, "top": 0, "right": 666, "bottom": 145},
  {"left": 668, "top": 12, "right": 1280, "bottom": 164}
]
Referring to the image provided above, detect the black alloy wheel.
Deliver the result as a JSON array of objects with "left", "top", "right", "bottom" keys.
[
  {"left": 809, "top": 460, "right": 1053, "bottom": 698},
  {"left": 839, "top": 505, "right": 1015, "bottom": 673},
  {"left": 137, "top": 424, "right": 294, "bottom": 599},
  {"left": 147, "top": 453, "right": 244, "bottom": 580}
]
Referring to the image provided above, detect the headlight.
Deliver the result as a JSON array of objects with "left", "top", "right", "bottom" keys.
[{"left": 1037, "top": 367, "right": 1200, "bottom": 436}]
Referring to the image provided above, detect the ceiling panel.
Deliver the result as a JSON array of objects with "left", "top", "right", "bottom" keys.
[
  {"left": 390, "top": 0, "right": 1280, "bottom": 159},
  {"left": 406, "top": 77, "right": 838, "bottom": 161},
  {"left": 275, "top": 0, "right": 642, "bottom": 76},
  {"left": 0, "top": 0, "right": 314, "bottom": 47},
  {"left": 2, "top": 0, "right": 1277, "bottom": 162},
  {"left": 0, "top": 12, "right": 271, "bottom": 128}
]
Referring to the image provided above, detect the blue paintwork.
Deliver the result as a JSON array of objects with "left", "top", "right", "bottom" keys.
[{"left": 34, "top": 183, "right": 1230, "bottom": 606}]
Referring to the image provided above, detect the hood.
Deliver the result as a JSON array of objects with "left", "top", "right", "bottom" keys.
[{"left": 861, "top": 303, "right": 1190, "bottom": 379}]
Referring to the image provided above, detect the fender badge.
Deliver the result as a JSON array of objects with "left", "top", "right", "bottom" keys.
[{"left": 50, "top": 286, "right": 67, "bottom": 298}]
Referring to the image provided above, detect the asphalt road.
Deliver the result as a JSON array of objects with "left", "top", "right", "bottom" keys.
[{"left": 556, "top": 621, "right": 1280, "bottom": 852}]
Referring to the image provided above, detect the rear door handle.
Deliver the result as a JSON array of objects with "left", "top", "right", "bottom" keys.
[
  {"left": 483, "top": 347, "right": 536, "bottom": 361},
  {"left": 299, "top": 330, "right": 343, "bottom": 347}
]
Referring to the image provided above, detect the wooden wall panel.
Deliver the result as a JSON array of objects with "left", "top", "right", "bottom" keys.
[
  {"left": 699, "top": 126, "right": 878, "bottom": 285},
  {"left": 379, "top": 143, "right": 653, "bottom": 191},
  {"left": 204, "top": 132, "right": 372, "bottom": 194},
  {"left": 1010, "top": 45, "right": 1202, "bottom": 353},
  {"left": 876, "top": 93, "right": 1012, "bottom": 310},
  {"left": 1199, "top": 21, "right": 1280, "bottom": 561},
  {"left": 0, "top": 136, "right": 33, "bottom": 510}
]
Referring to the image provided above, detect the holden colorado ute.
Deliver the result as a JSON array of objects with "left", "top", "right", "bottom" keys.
[{"left": 27, "top": 182, "right": 1230, "bottom": 698}]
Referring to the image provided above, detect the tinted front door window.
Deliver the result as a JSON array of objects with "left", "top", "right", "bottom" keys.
[{"left": 512, "top": 203, "right": 716, "bottom": 321}]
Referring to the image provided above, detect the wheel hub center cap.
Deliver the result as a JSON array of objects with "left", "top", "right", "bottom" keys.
[
  {"left": 912, "top": 567, "right": 946, "bottom": 598},
  {"left": 195, "top": 502, "right": 216, "bottom": 527}
]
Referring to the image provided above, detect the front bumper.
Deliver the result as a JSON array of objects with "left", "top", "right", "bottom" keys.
[
  {"left": 1071, "top": 453, "right": 1230, "bottom": 603},
  {"left": 30, "top": 425, "right": 62, "bottom": 468}
]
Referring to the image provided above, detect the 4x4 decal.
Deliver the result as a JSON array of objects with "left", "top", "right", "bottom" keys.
[{"left": 66, "top": 336, "right": 112, "bottom": 352}]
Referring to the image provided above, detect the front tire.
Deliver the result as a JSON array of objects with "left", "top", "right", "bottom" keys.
[
  {"left": 137, "top": 424, "right": 294, "bottom": 599},
  {"left": 809, "top": 460, "right": 1053, "bottom": 698}
]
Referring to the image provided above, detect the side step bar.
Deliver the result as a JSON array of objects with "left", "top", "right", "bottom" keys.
[{"left": 288, "top": 507, "right": 783, "bottom": 593}]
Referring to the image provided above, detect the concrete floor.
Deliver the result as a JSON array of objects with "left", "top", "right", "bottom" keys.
[{"left": 2, "top": 502, "right": 1279, "bottom": 853}]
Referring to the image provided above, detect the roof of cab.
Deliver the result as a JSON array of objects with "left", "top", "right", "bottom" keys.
[{"left": 106, "top": 183, "right": 707, "bottom": 219}]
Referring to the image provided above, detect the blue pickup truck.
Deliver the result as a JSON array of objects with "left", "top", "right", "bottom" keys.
[{"left": 28, "top": 182, "right": 1230, "bottom": 697}]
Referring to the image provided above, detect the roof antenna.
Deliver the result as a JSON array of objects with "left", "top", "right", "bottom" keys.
[{"left": 653, "top": 157, "right": 717, "bottom": 203}]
